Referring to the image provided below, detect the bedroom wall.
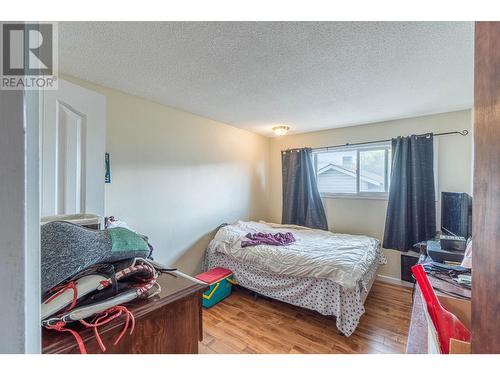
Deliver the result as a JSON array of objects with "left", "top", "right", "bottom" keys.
[
  {"left": 268, "top": 110, "right": 473, "bottom": 281},
  {"left": 55, "top": 77, "right": 473, "bottom": 282},
  {"left": 62, "top": 75, "right": 269, "bottom": 276}
]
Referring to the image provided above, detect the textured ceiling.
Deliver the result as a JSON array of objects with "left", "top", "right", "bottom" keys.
[{"left": 59, "top": 22, "right": 474, "bottom": 137}]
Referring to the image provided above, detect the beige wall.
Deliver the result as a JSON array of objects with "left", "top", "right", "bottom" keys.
[
  {"left": 59, "top": 75, "right": 473, "bottom": 281},
  {"left": 63, "top": 75, "right": 269, "bottom": 276},
  {"left": 269, "top": 110, "right": 473, "bottom": 280}
]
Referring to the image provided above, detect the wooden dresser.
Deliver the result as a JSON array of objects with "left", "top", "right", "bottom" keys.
[{"left": 43, "top": 271, "right": 207, "bottom": 354}]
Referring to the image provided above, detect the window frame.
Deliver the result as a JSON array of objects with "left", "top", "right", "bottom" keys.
[{"left": 314, "top": 141, "right": 392, "bottom": 200}]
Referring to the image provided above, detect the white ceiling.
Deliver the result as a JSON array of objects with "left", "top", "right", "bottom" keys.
[{"left": 59, "top": 22, "right": 474, "bottom": 137}]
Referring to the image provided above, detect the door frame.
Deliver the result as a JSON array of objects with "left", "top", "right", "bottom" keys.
[{"left": 0, "top": 89, "right": 41, "bottom": 353}]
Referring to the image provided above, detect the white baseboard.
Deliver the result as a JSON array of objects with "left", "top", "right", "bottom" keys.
[{"left": 376, "top": 274, "right": 414, "bottom": 288}]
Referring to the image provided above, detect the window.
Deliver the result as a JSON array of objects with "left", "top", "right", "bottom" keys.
[{"left": 314, "top": 142, "right": 392, "bottom": 198}]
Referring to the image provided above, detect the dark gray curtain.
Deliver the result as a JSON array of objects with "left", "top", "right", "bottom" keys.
[
  {"left": 383, "top": 135, "right": 436, "bottom": 251},
  {"left": 281, "top": 148, "right": 328, "bottom": 230}
]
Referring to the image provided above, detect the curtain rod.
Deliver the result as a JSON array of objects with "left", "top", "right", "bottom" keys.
[{"left": 282, "top": 129, "right": 469, "bottom": 153}]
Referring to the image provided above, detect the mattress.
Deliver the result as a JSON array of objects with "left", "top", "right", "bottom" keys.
[
  {"left": 204, "top": 222, "right": 386, "bottom": 336},
  {"left": 207, "top": 221, "right": 382, "bottom": 290}
]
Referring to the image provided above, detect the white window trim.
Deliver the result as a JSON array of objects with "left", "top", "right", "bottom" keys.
[
  {"left": 320, "top": 192, "right": 389, "bottom": 200},
  {"left": 315, "top": 141, "right": 391, "bottom": 199}
]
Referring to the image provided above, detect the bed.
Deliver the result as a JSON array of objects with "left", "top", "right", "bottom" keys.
[{"left": 204, "top": 221, "right": 386, "bottom": 336}]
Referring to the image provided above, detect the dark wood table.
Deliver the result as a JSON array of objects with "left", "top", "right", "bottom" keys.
[{"left": 43, "top": 271, "right": 208, "bottom": 354}]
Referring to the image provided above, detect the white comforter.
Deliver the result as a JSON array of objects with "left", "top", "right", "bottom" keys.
[{"left": 207, "top": 221, "right": 381, "bottom": 290}]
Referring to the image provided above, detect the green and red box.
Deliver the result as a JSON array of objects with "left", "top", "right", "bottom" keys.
[{"left": 195, "top": 267, "right": 236, "bottom": 308}]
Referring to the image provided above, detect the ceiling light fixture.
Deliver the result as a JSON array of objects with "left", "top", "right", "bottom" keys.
[{"left": 272, "top": 125, "right": 290, "bottom": 136}]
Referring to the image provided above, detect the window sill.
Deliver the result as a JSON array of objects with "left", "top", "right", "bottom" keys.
[{"left": 320, "top": 193, "right": 389, "bottom": 201}]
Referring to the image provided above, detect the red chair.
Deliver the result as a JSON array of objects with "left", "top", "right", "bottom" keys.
[{"left": 411, "top": 264, "right": 471, "bottom": 353}]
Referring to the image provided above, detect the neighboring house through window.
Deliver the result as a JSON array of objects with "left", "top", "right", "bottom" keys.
[{"left": 314, "top": 142, "right": 392, "bottom": 197}]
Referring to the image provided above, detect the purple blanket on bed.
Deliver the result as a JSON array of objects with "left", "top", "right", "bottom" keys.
[{"left": 241, "top": 232, "right": 296, "bottom": 248}]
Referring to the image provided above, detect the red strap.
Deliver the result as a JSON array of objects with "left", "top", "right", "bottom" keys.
[
  {"left": 45, "top": 306, "right": 135, "bottom": 354},
  {"left": 44, "top": 281, "right": 79, "bottom": 312},
  {"left": 99, "top": 280, "right": 111, "bottom": 288},
  {"left": 45, "top": 321, "right": 87, "bottom": 354},
  {"left": 79, "top": 306, "right": 135, "bottom": 352}
]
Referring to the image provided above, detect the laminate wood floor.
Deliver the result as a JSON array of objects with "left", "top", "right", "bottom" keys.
[{"left": 199, "top": 281, "right": 413, "bottom": 354}]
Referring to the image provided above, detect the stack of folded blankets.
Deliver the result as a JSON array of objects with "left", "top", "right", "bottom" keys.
[{"left": 40, "top": 221, "right": 173, "bottom": 354}]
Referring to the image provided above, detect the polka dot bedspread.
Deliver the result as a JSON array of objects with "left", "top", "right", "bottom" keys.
[{"left": 204, "top": 247, "right": 386, "bottom": 337}]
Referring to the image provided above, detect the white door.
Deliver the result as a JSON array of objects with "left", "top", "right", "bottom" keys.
[{"left": 41, "top": 79, "right": 106, "bottom": 217}]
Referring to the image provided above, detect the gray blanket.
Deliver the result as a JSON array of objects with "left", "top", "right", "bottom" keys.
[{"left": 41, "top": 221, "right": 151, "bottom": 294}]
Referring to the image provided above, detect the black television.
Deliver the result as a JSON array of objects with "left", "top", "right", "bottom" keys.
[{"left": 441, "top": 192, "right": 472, "bottom": 238}]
